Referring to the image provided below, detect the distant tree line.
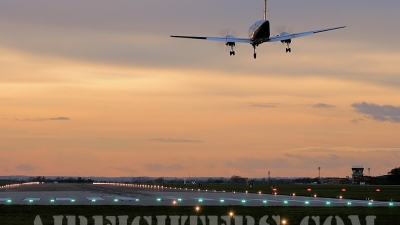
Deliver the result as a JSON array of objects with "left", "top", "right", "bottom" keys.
[
  {"left": 387, "top": 167, "right": 400, "bottom": 184},
  {"left": 28, "top": 176, "right": 94, "bottom": 183}
]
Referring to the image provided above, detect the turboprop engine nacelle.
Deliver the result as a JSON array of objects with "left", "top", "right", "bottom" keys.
[
  {"left": 225, "top": 35, "right": 236, "bottom": 47},
  {"left": 278, "top": 32, "right": 292, "bottom": 44}
]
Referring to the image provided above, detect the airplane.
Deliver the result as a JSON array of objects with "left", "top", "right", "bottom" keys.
[{"left": 171, "top": 0, "right": 346, "bottom": 59}]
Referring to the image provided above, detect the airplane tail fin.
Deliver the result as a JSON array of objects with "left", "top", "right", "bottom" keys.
[{"left": 264, "top": 0, "right": 268, "bottom": 20}]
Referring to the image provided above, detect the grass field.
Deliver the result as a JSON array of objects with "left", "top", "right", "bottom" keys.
[
  {"left": 161, "top": 183, "right": 400, "bottom": 202},
  {"left": 0, "top": 205, "right": 399, "bottom": 225}
]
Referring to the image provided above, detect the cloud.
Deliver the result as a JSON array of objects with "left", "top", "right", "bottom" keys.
[
  {"left": 251, "top": 103, "right": 277, "bottom": 108},
  {"left": 149, "top": 138, "right": 204, "bottom": 143},
  {"left": 145, "top": 163, "right": 184, "bottom": 172},
  {"left": 352, "top": 102, "right": 400, "bottom": 123},
  {"left": 166, "top": 164, "right": 184, "bottom": 171},
  {"left": 313, "top": 103, "right": 336, "bottom": 109},
  {"left": 113, "top": 167, "right": 136, "bottom": 174},
  {"left": 15, "top": 164, "right": 36, "bottom": 171},
  {"left": 16, "top": 117, "right": 71, "bottom": 121}
]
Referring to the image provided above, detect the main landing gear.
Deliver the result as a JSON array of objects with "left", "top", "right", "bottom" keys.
[
  {"left": 283, "top": 39, "right": 292, "bottom": 53},
  {"left": 227, "top": 42, "right": 235, "bottom": 56}
]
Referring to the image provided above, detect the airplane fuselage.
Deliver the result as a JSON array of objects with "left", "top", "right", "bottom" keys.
[{"left": 248, "top": 20, "right": 271, "bottom": 44}]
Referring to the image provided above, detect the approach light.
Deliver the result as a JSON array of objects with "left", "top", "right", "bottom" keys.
[
  {"left": 241, "top": 200, "right": 246, "bottom": 203},
  {"left": 198, "top": 199, "right": 203, "bottom": 202},
  {"left": 339, "top": 196, "right": 343, "bottom": 199},
  {"left": 92, "top": 199, "right": 96, "bottom": 202},
  {"left": 342, "top": 188, "right": 346, "bottom": 192},
  {"left": 368, "top": 202, "right": 372, "bottom": 206},
  {"left": 389, "top": 202, "right": 394, "bottom": 206},
  {"left": 50, "top": 199, "right": 55, "bottom": 203},
  {"left": 135, "top": 199, "right": 139, "bottom": 202},
  {"left": 274, "top": 192, "right": 277, "bottom": 195},
  {"left": 220, "top": 199, "right": 225, "bottom": 203},
  {"left": 195, "top": 206, "right": 200, "bottom": 212},
  {"left": 314, "top": 194, "right": 317, "bottom": 198},
  {"left": 71, "top": 199, "right": 75, "bottom": 202},
  {"left": 376, "top": 189, "right": 381, "bottom": 192},
  {"left": 178, "top": 198, "right": 182, "bottom": 202},
  {"left": 157, "top": 198, "right": 162, "bottom": 202},
  {"left": 284, "top": 200, "right": 288, "bottom": 204},
  {"left": 229, "top": 211, "right": 234, "bottom": 217},
  {"left": 292, "top": 193, "right": 296, "bottom": 196},
  {"left": 305, "top": 201, "right": 309, "bottom": 205},
  {"left": 7, "top": 199, "right": 11, "bottom": 203},
  {"left": 307, "top": 188, "right": 312, "bottom": 192},
  {"left": 282, "top": 219, "right": 287, "bottom": 225},
  {"left": 114, "top": 199, "right": 119, "bottom": 202},
  {"left": 263, "top": 200, "right": 267, "bottom": 204},
  {"left": 326, "top": 202, "right": 331, "bottom": 205},
  {"left": 347, "top": 202, "right": 352, "bottom": 205},
  {"left": 245, "top": 191, "right": 248, "bottom": 194},
  {"left": 172, "top": 200, "right": 177, "bottom": 205}
]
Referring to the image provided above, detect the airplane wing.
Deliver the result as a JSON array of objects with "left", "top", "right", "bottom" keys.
[
  {"left": 170, "top": 35, "right": 252, "bottom": 44},
  {"left": 268, "top": 26, "right": 346, "bottom": 42}
]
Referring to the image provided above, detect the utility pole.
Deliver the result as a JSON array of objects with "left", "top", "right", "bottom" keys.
[{"left": 318, "top": 167, "right": 321, "bottom": 183}]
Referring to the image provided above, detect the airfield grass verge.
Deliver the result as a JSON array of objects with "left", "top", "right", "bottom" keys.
[
  {"left": 0, "top": 205, "right": 399, "bottom": 225},
  {"left": 162, "top": 183, "right": 400, "bottom": 202}
]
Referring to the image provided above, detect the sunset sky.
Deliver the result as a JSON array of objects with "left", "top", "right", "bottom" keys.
[{"left": 1, "top": 0, "right": 400, "bottom": 178}]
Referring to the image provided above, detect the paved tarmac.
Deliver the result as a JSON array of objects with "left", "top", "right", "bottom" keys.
[{"left": 0, "top": 183, "right": 398, "bottom": 206}]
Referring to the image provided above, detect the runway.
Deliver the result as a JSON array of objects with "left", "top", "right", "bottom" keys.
[{"left": 0, "top": 183, "right": 398, "bottom": 206}]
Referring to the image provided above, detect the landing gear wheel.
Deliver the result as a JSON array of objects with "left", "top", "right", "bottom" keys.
[
  {"left": 286, "top": 48, "right": 292, "bottom": 53},
  {"left": 253, "top": 53, "right": 257, "bottom": 59},
  {"left": 233, "top": 51, "right": 235, "bottom": 56}
]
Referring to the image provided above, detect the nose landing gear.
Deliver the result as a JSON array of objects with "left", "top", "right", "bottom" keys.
[{"left": 253, "top": 44, "right": 258, "bottom": 59}]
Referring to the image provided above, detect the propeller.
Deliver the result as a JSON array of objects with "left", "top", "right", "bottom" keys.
[
  {"left": 216, "top": 28, "right": 239, "bottom": 51},
  {"left": 274, "top": 25, "right": 293, "bottom": 35},
  {"left": 274, "top": 25, "right": 293, "bottom": 49}
]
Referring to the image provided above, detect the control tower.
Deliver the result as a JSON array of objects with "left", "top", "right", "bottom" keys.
[{"left": 352, "top": 166, "right": 364, "bottom": 184}]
